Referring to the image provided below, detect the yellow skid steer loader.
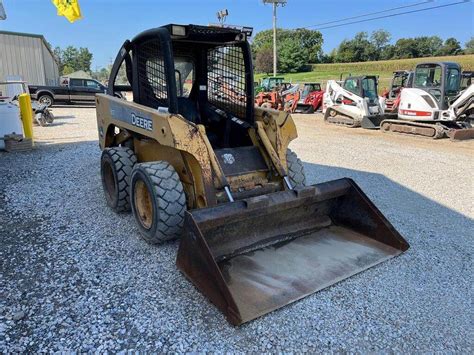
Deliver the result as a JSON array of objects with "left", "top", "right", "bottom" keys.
[{"left": 96, "top": 24, "right": 409, "bottom": 326}]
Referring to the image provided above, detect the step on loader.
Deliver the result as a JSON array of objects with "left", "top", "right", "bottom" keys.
[
  {"left": 96, "top": 24, "right": 409, "bottom": 326},
  {"left": 322, "top": 76, "right": 396, "bottom": 129}
]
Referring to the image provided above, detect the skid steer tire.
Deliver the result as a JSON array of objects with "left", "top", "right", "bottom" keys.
[
  {"left": 101, "top": 147, "right": 137, "bottom": 213},
  {"left": 130, "top": 161, "right": 186, "bottom": 244},
  {"left": 287, "top": 149, "right": 306, "bottom": 187}
]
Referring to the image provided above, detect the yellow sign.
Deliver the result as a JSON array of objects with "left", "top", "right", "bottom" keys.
[{"left": 52, "top": 0, "right": 82, "bottom": 23}]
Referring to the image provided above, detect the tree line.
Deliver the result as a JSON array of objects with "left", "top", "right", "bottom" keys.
[
  {"left": 253, "top": 28, "right": 474, "bottom": 74},
  {"left": 51, "top": 30, "right": 474, "bottom": 79}
]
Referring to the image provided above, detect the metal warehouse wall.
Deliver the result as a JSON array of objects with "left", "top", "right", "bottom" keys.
[{"left": 0, "top": 31, "right": 59, "bottom": 86}]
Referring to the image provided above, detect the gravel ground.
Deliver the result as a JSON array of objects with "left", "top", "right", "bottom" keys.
[{"left": 1, "top": 107, "right": 472, "bottom": 352}]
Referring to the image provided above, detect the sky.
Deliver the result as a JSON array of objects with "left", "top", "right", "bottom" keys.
[{"left": 1, "top": 0, "right": 473, "bottom": 69}]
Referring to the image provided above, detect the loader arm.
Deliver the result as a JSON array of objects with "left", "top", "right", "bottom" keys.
[{"left": 448, "top": 84, "right": 474, "bottom": 119}]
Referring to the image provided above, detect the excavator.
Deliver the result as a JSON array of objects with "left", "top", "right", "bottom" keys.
[
  {"left": 380, "top": 62, "right": 474, "bottom": 140},
  {"left": 96, "top": 23, "right": 409, "bottom": 325},
  {"left": 322, "top": 75, "right": 394, "bottom": 129}
]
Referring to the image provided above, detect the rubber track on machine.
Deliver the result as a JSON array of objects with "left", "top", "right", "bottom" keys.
[
  {"left": 325, "top": 112, "right": 360, "bottom": 128},
  {"left": 380, "top": 119, "right": 445, "bottom": 139}
]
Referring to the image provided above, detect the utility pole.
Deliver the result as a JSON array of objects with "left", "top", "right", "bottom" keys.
[{"left": 263, "top": 0, "right": 287, "bottom": 77}]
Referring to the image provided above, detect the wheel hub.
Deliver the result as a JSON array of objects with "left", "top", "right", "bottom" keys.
[{"left": 134, "top": 180, "right": 153, "bottom": 229}]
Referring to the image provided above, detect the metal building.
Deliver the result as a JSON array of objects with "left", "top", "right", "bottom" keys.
[{"left": 0, "top": 30, "right": 59, "bottom": 86}]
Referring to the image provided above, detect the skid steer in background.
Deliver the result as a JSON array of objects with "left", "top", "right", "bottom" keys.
[
  {"left": 295, "top": 82, "right": 323, "bottom": 113},
  {"left": 381, "top": 71, "right": 414, "bottom": 113},
  {"left": 255, "top": 76, "right": 284, "bottom": 95},
  {"left": 96, "top": 24, "right": 409, "bottom": 326},
  {"left": 380, "top": 62, "right": 474, "bottom": 140},
  {"left": 322, "top": 76, "right": 395, "bottom": 129}
]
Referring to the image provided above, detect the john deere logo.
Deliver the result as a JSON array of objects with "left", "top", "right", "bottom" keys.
[{"left": 131, "top": 113, "right": 153, "bottom": 131}]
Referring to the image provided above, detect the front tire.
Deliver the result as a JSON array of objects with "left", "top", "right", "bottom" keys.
[
  {"left": 101, "top": 147, "right": 137, "bottom": 212},
  {"left": 38, "top": 94, "right": 54, "bottom": 107},
  {"left": 287, "top": 149, "right": 306, "bottom": 187},
  {"left": 130, "top": 161, "right": 186, "bottom": 244}
]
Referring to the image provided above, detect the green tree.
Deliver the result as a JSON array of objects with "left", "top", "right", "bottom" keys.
[
  {"left": 465, "top": 37, "right": 474, "bottom": 54},
  {"left": 255, "top": 46, "right": 273, "bottom": 74},
  {"left": 252, "top": 28, "right": 323, "bottom": 70},
  {"left": 292, "top": 28, "right": 323, "bottom": 63},
  {"left": 416, "top": 36, "right": 443, "bottom": 57},
  {"left": 76, "top": 48, "right": 93, "bottom": 72},
  {"left": 278, "top": 39, "right": 306, "bottom": 73},
  {"left": 54, "top": 46, "right": 93, "bottom": 75},
  {"left": 334, "top": 32, "right": 378, "bottom": 62},
  {"left": 437, "top": 38, "right": 462, "bottom": 56},
  {"left": 371, "top": 29, "right": 391, "bottom": 54},
  {"left": 393, "top": 38, "right": 419, "bottom": 58}
]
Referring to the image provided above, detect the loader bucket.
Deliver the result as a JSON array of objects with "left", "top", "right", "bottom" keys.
[{"left": 176, "top": 178, "right": 409, "bottom": 325}]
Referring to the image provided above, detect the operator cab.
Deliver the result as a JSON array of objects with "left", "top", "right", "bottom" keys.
[
  {"left": 107, "top": 24, "right": 255, "bottom": 149},
  {"left": 341, "top": 76, "right": 379, "bottom": 106},
  {"left": 301, "top": 83, "right": 321, "bottom": 100},
  {"left": 388, "top": 71, "right": 413, "bottom": 98},
  {"left": 413, "top": 62, "right": 461, "bottom": 109}
]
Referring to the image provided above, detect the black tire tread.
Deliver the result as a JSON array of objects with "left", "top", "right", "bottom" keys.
[
  {"left": 102, "top": 147, "right": 137, "bottom": 212},
  {"left": 133, "top": 161, "right": 186, "bottom": 243},
  {"left": 287, "top": 149, "right": 306, "bottom": 187}
]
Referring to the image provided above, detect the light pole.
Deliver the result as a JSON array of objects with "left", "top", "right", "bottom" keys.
[
  {"left": 263, "top": 0, "right": 287, "bottom": 77},
  {"left": 217, "top": 9, "right": 228, "bottom": 25}
]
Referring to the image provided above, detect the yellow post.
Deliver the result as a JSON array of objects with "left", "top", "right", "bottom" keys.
[{"left": 19, "top": 94, "right": 34, "bottom": 143}]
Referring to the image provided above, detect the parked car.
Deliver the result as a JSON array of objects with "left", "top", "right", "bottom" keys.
[{"left": 29, "top": 78, "right": 108, "bottom": 107}]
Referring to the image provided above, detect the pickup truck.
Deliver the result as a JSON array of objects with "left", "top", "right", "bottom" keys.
[{"left": 29, "top": 78, "right": 107, "bottom": 107}]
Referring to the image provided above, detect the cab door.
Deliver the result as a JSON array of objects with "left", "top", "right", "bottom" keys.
[
  {"left": 69, "top": 78, "right": 89, "bottom": 102},
  {"left": 84, "top": 80, "right": 106, "bottom": 102}
]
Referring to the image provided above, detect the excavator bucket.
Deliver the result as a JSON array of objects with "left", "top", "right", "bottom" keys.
[{"left": 176, "top": 178, "right": 409, "bottom": 325}]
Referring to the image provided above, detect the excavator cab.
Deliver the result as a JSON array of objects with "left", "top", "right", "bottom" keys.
[
  {"left": 98, "top": 24, "right": 409, "bottom": 325},
  {"left": 413, "top": 62, "right": 461, "bottom": 109}
]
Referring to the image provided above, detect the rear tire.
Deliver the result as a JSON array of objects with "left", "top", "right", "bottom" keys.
[
  {"left": 130, "top": 161, "right": 186, "bottom": 244},
  {"left": 101, "top": 147, "right": 137, "bottom": 212},
  {"left": 287, "top": 149, "right": 306, "bottom": 187}
]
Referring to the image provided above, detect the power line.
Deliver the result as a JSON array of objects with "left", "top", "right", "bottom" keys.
[
  {"left": 305, "top": 0, "right": 433, "bottom": 28},
  {"left": 305, "top": 0, "right": 471, "bottom": 30}
]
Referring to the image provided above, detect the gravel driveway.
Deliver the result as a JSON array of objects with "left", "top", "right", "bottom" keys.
[{"left": 1, "top": 107, "right": 472, "bottom": 352}]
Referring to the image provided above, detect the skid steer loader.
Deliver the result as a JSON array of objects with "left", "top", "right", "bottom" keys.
[
  {"left": 96, "top": 24, "right": 409, "bottom": 326},
  {"left": 322, "top": 76, "right": 396, "bottom": 129},
  {"left": 381, "top": 71, "right": 414, "bottom": 113},
  {"left": 380, "top": 62, "right": 474, "bottom": 140}
]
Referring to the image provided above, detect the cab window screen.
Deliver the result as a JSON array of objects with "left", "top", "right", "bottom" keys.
[{"left": 207, "top": 44, "right": 247, "bottom": 119}]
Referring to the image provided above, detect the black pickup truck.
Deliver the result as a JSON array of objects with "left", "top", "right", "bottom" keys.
[{"left": 29, "top": 78, "right": 107, "bottom": 107}]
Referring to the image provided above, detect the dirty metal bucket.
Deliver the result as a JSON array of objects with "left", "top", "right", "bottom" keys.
[{"left": 176, "top": 178, "right": 409, "bottom": 325}]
